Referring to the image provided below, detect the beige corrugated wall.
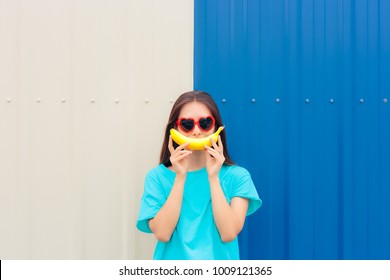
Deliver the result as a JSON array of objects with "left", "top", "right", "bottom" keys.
[{"left": 0, "top": 0, "right": 193, "bottom": 259}]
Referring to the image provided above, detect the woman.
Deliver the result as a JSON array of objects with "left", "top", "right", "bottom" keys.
[{"left": 136, "top": 90, "right": 262, "bottom": 260}]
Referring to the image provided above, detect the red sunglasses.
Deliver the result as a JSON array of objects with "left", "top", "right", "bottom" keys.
[{"left": 176, "top": 116, "right": 215, "bottom": 133}]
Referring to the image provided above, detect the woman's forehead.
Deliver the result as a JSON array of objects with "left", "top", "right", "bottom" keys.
[{"left": 179, "top": 102, "right": 212, "bottom": 118}]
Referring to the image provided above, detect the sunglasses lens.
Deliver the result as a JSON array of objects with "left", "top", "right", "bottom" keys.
[
  {"left": 179, "top": 119, "right": 194, "bottom": 132},
  {"left": 199, "top": 117, "right": 214, "bottom": 131}
]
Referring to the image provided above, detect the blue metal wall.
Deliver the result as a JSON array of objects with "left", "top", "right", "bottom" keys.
[{"left": 194, "top": 0, "right": 390, "bottom": 259}]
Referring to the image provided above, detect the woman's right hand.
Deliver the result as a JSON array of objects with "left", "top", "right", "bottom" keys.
[{"left": 168, "top": 136, "right": 192, "bottom": 177}]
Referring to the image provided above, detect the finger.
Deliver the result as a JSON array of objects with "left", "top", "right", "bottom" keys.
[
  {"left": 208, "top": 138, "right": 222, "bottom": 155},
  {"left": 168, "top": 136, "right": 174, "bottom": 154},
  {"left": 177, "top": 141, "right": 190, "bottom": 151},
  {"left": 204, "top": 144, "right": 214, "bottom": 152},
  {"left": 171, "top": 149, "right": 192, "bottom": 160},
  {"left": 174, "top": 151, "right": 192, "bottom": 161},
  {"left": 210, "top": 137, "right": 219, "bottom": 150},
  {"left": 205, "top": 145, "right": 225, "bottom": 162},
  {"left": 177, "top": 150, "right": 192, "bottom": 156},
  {"left": 204, "top": 149, "right": 212, "bottom": 160},
  {"left": 218, "top": 135, "right": 224, "bottom": 153},
  {"left": 204, "top": 145, "right": 219, "bottom": 157}
]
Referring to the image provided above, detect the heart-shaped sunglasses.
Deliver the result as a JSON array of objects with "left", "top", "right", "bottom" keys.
[{"left": 176, "top": 116, "right": 215, "bottom": 133}]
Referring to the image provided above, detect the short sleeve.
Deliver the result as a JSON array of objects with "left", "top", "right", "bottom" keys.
[
  {"left": 136, "top": 170, "right": 166, "bottom": 233},
  {"left": 230, "top": 167, "right": 262, "bottom": 216}
]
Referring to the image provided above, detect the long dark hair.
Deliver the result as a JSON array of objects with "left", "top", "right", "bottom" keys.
[{"left": 160, "top": 90, "right": 234, "bottom": 166}]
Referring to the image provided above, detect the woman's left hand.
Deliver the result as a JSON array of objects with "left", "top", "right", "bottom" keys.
[{"left": 204, "top": 136, "right": 225, "bottom": 178}]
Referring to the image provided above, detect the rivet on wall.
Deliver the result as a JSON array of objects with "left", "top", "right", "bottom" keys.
[{"left": 7, "top": 98, "right": 389, "bottom": 105}]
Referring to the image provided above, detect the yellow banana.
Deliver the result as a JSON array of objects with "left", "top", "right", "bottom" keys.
[{"left": 170, "top": 126, "right": 224, "bottom": 150}]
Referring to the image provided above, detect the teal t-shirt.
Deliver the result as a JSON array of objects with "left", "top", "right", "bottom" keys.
[{"left": 136, "top": 164, "right": 262, "bottom": 260}]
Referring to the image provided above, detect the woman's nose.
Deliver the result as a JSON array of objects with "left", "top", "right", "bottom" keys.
[{"left": 192, "top": 125, "right": 202, "bottom": 136}]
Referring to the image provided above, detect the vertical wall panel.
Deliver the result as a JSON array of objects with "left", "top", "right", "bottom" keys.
[
  {"left": 0, "top": 0, "right": 193, "bottom": 259},
  {"left": 195, "top": 0, "right": 390, "bottom": 259}
]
